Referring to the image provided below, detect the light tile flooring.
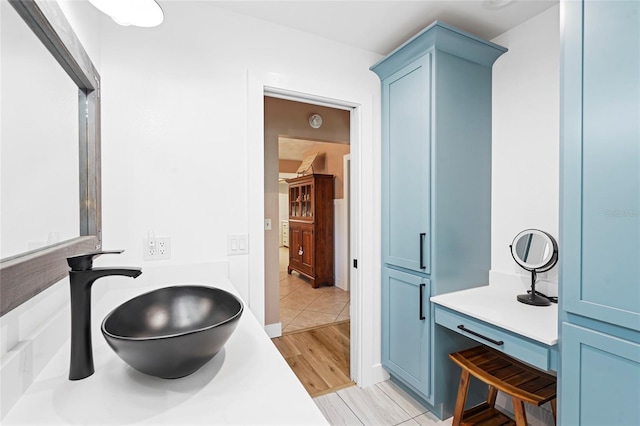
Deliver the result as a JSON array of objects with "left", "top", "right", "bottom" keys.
[
  {"left": 279, "top": 247, "right": 350, "bottom": 334},
  {"left": 314, "top": 380, "right": 453, "bottom": 426}
]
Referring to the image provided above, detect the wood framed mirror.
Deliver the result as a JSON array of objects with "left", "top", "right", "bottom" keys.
[{"left": 0, "top": 0, "right": 101, "bottom": 316}]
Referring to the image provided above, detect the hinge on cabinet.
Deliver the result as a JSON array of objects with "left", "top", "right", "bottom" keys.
[{"left": 353, "top": 259, "right": 358, "bottom": 269}]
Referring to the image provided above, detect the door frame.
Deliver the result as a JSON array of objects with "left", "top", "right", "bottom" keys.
[
  {"left": 342, "top": 153, "right": 351, "bottom": 292},
  {"left": 246, "top": 69, "right": 385, "bottom": 388}
]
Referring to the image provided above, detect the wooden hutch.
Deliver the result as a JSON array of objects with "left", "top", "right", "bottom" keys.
[{"left": 286, "top": 174, "right": 334, "bottom": 288}]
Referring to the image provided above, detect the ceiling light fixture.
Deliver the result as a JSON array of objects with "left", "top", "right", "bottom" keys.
[
  {"left": 87, "top": 0, "right": 164, "bottom": 27},
  {"left": 483, "top": 0, "right": 514, "bottom": 9}
]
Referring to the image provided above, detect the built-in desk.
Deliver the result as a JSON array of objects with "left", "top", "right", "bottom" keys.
[{"left": 431, "top": 285, "right": 558, "bottom": 371}]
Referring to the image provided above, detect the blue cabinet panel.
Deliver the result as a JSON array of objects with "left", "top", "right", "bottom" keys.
[
  {"left": 382, "top": 267, "right": 430, "bottom": 399},
  {"left": 382, "top": 55, "right": 431, "bottom": 275},
  {"left": 580, "top": 0, "right": 640, "bottom": 327},
  {"left": 561, "top": 323, "right": 640, "bottom": 426},
  {"left": 561, "top": 2, "right": 640, "bottom": 424},
  {"left": 561, "top": 0, "right": 640, "bottom": 332},
  {"left": 373, "top": 21, "right": 505, "bottom": 417}
]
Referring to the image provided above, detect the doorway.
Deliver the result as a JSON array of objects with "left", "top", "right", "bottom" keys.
[
  {"left": 265, "top": 95, "right": 353, "bottom": 395},
  {"left": 247, "top": 74, "right": 382, "bottom": 390},
  {"left": 264, "top": 96, "right": 350, "bottom": 322},
  {"left": 265, "top": 106, "right": 348, "bottom": 310},
  {"left": 263, "top": 97, "right": 352, "bottom": 325}
]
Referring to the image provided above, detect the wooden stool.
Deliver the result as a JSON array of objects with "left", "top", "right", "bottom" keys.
[{"left": 448, "top": 345, "right": 557, "bottom": 426}]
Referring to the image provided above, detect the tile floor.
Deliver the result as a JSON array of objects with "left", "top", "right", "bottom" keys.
[
  {"left": 314, "top": 380, "right": 453, "bottom": 426},
  {"left": 279, "top": 247, "right": 350, "bottom": 334}
]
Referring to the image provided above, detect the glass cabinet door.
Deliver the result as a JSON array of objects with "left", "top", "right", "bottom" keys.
[{"left": 288, "top": 181, "right": 314, "bottom": 219}]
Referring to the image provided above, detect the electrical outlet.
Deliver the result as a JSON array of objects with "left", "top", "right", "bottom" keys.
[
  {"left": 143, "top": 236, "right": 171, "bottom": 260},
  {"left": 143, "top": 237, "right": 155, "bottom": 260},
  {"left": 156, "top": 237, "right": 171, "bottom": 260}
]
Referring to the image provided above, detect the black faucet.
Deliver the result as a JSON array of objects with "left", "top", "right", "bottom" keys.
[{"left": 66, "top": 250, "right": 142, "bottom": 380}]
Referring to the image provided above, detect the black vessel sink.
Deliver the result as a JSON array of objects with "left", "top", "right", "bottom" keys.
[{"left": 101, "top": 285, "right": 243, "bottom": 379}]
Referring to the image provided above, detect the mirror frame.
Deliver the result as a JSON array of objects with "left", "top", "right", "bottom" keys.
[
  {"left": 510, "top": 229, "right": 558, "bottom": 272},
  {"left": 0, "top": 0, "right": 101, "bottom": 316}
]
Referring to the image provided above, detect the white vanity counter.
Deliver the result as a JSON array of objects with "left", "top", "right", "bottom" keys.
[
  {"left": 2, "top": 273, "right": 328, "bottom": 425},
  {"left": 431, "top": 284, "right": 557, "bottom": 345},
  {"left": 431, "top": 278, "right": 558, "bottom": 371}
]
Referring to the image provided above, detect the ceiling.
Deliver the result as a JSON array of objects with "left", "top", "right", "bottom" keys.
[
  {"left": 212, "top": 0, "right": 559, "bottom": 162},
  {"left": 279, "top": 137, "right": 322, "bottom": 162},
  {"left": 279, "top": 136, "right": 351, "bottom": 161},
  {"left": 208, "top": 0, "right": 558, "bottom": 56}
]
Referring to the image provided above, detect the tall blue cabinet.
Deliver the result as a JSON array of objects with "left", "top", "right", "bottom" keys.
[
  {"left": 560, "top": 1, "right": 640, "bottom": 425},
  {"left": 371, "top": 22, "right": 506, "bottom": 418}
]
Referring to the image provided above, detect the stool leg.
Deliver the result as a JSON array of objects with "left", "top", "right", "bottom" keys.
[
  {"left": 487, "top": 385, "right": 498, "bottom": 408},
  {"left": 551, "top": 399, "right": 557, "bottom": 425},
  {"left": 452, "top": 370, "right": 471, "bottom": 426},
  {"left": 512, "top": 397, "right": 527, "bottom": 426}
]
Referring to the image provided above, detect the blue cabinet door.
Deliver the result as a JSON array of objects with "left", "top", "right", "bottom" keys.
[
  {"left": 382, "top": 267, "right": 431, "bottom": 399},
  {"left": 382, "top": 54, "right": 431, "bottom": 274},
  {"left": 560, "top": 323, "right": 640, "bottom": 426},
  {"left": 562, "top": 0, "right": 640, "bottom": 331}
]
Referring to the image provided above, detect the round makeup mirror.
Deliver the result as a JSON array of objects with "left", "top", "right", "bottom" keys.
[{"left": 510, "top": 229, "right": 558, "bottom": 306}]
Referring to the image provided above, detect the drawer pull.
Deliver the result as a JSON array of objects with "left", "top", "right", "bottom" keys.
[
  {"left": 419, "top": 233, "right": 426, "bottom": 269},
  {"left": 457, "top": 325, "right": 504, "bottom": 346},
  {"left": 419, "top": 283, "right": 426, "bottom": 320}
]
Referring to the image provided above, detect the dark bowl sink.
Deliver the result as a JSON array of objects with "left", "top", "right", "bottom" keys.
[{"left": 101, "top": 285, "right": 243, "bottom": 379}]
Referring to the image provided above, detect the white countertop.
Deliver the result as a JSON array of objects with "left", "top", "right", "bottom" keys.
[
  {"left": 3, "top": 279, "right": 329, "bottom": 425},
  {"left": 431, "top": 284, "right": 558, "bottom": 346}
]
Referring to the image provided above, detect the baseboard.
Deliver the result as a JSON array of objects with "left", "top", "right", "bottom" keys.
[
  {"left": 356, "top": 362, "right": 390, "bottom": 389},
  {"left": 371, "top": 363, "right": 391, "bottom": 384},
  {"left": 264, "top": 322, "right": 282, "bottom": 338}
]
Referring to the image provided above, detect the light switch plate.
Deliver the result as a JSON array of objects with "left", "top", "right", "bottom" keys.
[
  {"left": 264, "top": 219, "right": 272, "bottom": 231},
  {"left": 228, "top": 234, "right": 249, "bottom": 255}
]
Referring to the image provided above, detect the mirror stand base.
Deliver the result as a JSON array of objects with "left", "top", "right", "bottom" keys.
[{"left": 517, "top": 293, "right": 551, "bottom": 306}]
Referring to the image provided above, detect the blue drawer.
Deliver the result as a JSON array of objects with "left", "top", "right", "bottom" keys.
[{"left": 434, "top": 305, "right": 557, "bottom": 371}]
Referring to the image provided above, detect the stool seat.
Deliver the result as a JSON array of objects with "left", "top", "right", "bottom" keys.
[{"left": 448, "top": 345, "right": 557, "bottom": 426}]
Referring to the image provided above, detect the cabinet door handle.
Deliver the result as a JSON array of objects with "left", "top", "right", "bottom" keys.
[
  {"left": 419, "top": 233, "right": 426, "bottom": 269},
  {"left": 457, "top": 325, "right": 504, "bottom": 346},
  {"left": 419, "top": 283, "right": 426, "bottom": 320}
]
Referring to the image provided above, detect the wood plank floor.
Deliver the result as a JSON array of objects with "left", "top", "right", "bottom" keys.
[{"left": 272, "top": 321, "right": 354, "bottom": 397}]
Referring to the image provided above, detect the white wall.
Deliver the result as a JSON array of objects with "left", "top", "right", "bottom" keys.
[
  {"left": 491, "top": 5, "right": 560, "bottom": 289},
  {"left": 99, "top": 1, "right": 383, "bottom": 386},
  {"left": 334, "top": 198, "right": 349, "bottom": 290},
  {"left": 278, "top": 188, "right": 288, "bottom": 247},
  {"left": 99, "top": 0, "right": 379, "bottom": 288}
]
